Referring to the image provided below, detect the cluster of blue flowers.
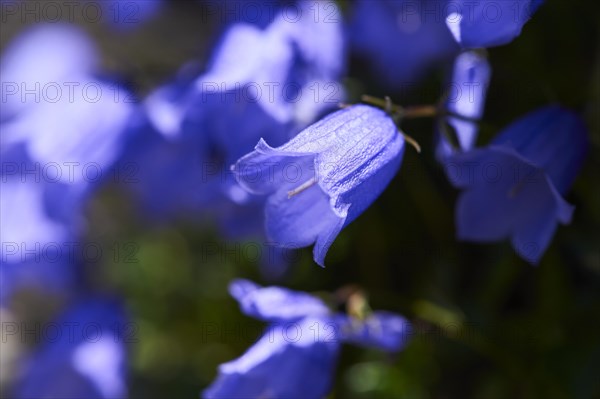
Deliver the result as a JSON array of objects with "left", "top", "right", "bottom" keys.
[
  {"left": 204, "top": 279, "right": 410, "bottom": 398},
  {"left": 0, "top": 0, "right": 589, "bottom": 398}
]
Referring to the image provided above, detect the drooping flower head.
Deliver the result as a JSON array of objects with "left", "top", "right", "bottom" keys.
[
  {"left": 444, "top": 105, "right": 589, "bottom": 263},
  {"left": 233, "top": 104, "right": 405, "bottom": 266},
  {"left": 203, "top": 279, "right": 411, "bottom": 399},
  {"left": 446, "top": 0, "right": 544, "bottom": 49}
]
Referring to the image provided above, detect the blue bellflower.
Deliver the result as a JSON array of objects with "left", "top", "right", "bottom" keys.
[
  {"left": 13, "top": 297, "right": 129, "bottom": 399},
  {"left": 233, "top": 105, "right": 405, "bottom": 266},
  {"left": 437, "top": 50, "right": 491, "bottom": 159},
  {"left": 203, "top": 279, "right": 411, "bottom": 399},
  {"left": 444, "top": 106, "right": 589, "bottom": 263},
  {"left": 446, "top": 0, "right": 544, "bottom": 48},
  {"left": 349, "top": 0, "right": 460, "bottom": 88}
]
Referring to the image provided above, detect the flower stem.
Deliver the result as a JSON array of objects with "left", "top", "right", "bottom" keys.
[{"left": 361, "top": 94, "right": 480, "bottom": 123}]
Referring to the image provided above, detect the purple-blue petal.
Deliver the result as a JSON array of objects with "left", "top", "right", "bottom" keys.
[
  {"left": 203, "top": 317, "right": 339, "bottom": 399},
  {"left": 336, "top": 311, "right": 412, "bottom": 352},
  {"left": 490, "top": 105, "right": 589, "bottom": 195},
  {"left": 446, "top": 145, "right": 575, "bottom": 263},
  {"left": 229, "top": 279, "right": 330, "bottom": 322},
  {"left": 0, "top": 23, "right": 98, "bottom": 120},
  {"left": 2, "top": 80, "right": 134, "bottom": 184},
  {"left": 446, "top": 0, "right": 543, "bottom": 48}
]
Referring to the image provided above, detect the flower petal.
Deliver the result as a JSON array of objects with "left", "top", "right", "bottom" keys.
[
  {"left": 336, "top": 311, "right": 412, "bottom": 352},
  {"left": 229, "top": 279, "right": 330, "bottom": 322},
  {"left": 203, "top": 318, "right": 339, "bottom": 399}
]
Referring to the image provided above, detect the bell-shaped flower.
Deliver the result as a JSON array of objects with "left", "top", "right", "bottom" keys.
[
  {"left": 203, "top": 279, "right": 411, "bottom": 399},
  {"left": 444, "top": 106, "right": 589, "bottom": 263},
  {"left": 13, "top": 297, "right": 129, "bottom": 399},
  {"left": 446, "top": 0, "right": 543, "bottom": 49},
  {"left": 437, "top": 50, "right": 491, "bottom": 159},
  {"left": 349, "top": 0, "right": 459, "bottom": 88},
  {"left": 233, "top": 105, "right": 405, "bottom": 266}
]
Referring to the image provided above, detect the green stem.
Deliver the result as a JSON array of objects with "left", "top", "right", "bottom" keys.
[{"left": 361, "top": 94, "right": 481, "bottom": 124}]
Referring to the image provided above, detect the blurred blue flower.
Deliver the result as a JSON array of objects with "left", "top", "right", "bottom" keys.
[
  {"left": 446, "top": 0, "right": 543, "bottom": 49},
  {"left": 146, "top": 0, "right": 344, "bottom": 140},
  {"left": 0, "top": 23, "right": 98, "bottom": 121},
  {"left": 203, "top": 279, "right": 411, "bottom": 399},
  {"left": 349, "top": 0, "right": 459, "bottom": 88},
  {"left": 0, "top": 147, "right": 80, "bottom": 302},
  {"left": 114, "top": 111, "right": 211, "bottom": 219},
  {"left": 233, "top": 105, "right": 405, "bottom": 266},
  {"left": 437, "top": 50, "right": 491, "bottom": 159},
  {"left": 0, "top": 24, "right": 134, "bottom": 301},
  {"left": 146, "top": 22, "right": 292, "bottom": 136},
  {"left": 444, "top": 106, "right": 589, "bottom": 263},
  {"left": 2, "top": 79, "right": 134, "bottom": 187},
  {"left": 13, "top": 297, "right": 129, "bottom": 399},
  {"left": 1, "top": 24, "right": 134, "bottom": 190},
  {"left": 334, "top": 311, "right": 413, "bottom": 352}
]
